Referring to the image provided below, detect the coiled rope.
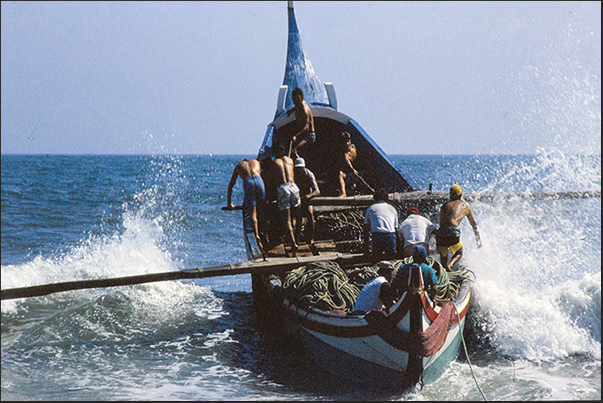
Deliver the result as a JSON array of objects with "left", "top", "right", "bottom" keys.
[
  {"left": 282, "top": 256, "right": 475, "bottom": 312},
  {"left": 283, "top": 261, "right": 366, "bottom": 312}
]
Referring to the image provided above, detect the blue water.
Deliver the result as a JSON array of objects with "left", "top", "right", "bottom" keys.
[{"left": 2, "top": 153, "right": 601, "bottom": 400}]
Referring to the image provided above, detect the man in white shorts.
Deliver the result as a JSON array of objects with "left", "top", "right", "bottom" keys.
[{"left": 274, "top": 143, "right": 301, "bottom": 256}]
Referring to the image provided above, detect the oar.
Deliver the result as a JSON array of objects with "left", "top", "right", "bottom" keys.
[{"left": 1, "top": 253, "right": 366, "bottom": 301}]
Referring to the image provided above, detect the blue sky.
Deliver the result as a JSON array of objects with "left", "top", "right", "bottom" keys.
[{"left": 1, "top": 1, "right": 600, "bottom": 155}]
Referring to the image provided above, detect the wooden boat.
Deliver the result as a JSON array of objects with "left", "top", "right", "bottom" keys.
[
  {"left": 1, "top": 0, "right": 599, "bottom": 390},
  {"left": 245, "top": 1, "right": 472, "bottom": 390}
]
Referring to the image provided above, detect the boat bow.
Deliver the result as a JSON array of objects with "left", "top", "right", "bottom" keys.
[{"left": 280, "top": 1, "right": 331, "bottom": 116}]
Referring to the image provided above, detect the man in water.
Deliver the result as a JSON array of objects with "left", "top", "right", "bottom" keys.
[
  {"left": 286, "top": 87, "right": 315, "bottom": 159},
  {"left": 363, "top": 187, "right": 399, "bottom": 261},
  {"left": 293, "top": 157, "right": 321, "bottom": 255},
  {"left": 226, "top": 158, "right": 266, "bottom": 259},
  {"left": 398, "top": 206, "right": 438, "bottom": 257},
  {"left": 436, "top": 185, "right": 482, "bottom": 271},
  {"left": 273, "top": 143, "right": 300, "bottom": 257}
]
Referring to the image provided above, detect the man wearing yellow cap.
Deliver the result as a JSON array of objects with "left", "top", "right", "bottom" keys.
[{"left": 436, "top": 185, "right": 482, "bottom": 271}]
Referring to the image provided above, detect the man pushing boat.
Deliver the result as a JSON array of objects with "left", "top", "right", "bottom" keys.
[
  {"left": 226, "top": 158, "right": 266, "bottom": 259},
  {"left": 436, "top": 185, "right": 482, "bottom": 271},
  {"left": 273, "top": 143, "right": 301, "bottom": 257}
]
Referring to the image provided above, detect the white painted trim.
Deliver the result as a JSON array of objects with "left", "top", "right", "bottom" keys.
[
  {"left": 324, "top": 82, "right": 337, "bottom": 110},
  {"left": 276, "top": 85, "right": 288, "bottom": 116}
]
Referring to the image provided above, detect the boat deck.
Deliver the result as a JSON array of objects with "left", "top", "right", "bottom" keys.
[{"left": 264, "top": 239, "right": 339, "bottom": 258}]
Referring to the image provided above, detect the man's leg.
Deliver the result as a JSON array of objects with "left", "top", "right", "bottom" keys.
[
  {"left": 304, "top": 206, "right": 319, "bottom": 255},
  {"left": 338, "top": 171, "right": 347, "bottom": 197},
  {"left": 249, "top": 206, "right": 266, "bottom": 260},
  {"left": 280, "top": 207, "right": 298, "bottom": 257},
  {"left": 446, "top": 248, "right": 463, "bottom": 271},
  {"left": 437, "top": 245, "right": 449, "bottom": 270}
]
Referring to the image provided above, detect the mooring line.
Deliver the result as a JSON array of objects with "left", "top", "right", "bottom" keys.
[{"left": 455, "top": 306, "right": 488, "bottom": 401}]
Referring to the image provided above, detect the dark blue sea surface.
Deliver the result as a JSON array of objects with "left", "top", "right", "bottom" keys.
[{"left": 2, "top": 153, "right": 600, "bottom": 400}]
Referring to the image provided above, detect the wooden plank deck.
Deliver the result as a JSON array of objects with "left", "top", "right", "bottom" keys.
[{"left": 265, "top": 239, "right": 338, "bottom": 258}]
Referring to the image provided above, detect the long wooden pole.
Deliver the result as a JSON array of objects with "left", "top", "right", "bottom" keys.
[
  {"left": 1, "top": 253, "right": 366, "bottom": 301},
  {"left": 307, "top": 189, "right": 601, "bottom": 207}
]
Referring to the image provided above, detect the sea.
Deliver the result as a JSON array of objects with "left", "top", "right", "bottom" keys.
[{"left": 1, "top": 152, "right": 600, "bottom": 401}]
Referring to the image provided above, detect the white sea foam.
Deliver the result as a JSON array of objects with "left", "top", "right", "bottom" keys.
[
  {"left": 463, "top": 192, "right": 600, "bottom": 361},
  {"left": 1, "top": 207, "right": 181, "bottom": 314}
]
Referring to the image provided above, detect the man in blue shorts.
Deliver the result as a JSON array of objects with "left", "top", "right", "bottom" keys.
[
  {"left": 226, "top": 158, "right": 266, "bottom": 259},
  {"left": 363, "top": 187, "right": 399, "bottom": 261}
]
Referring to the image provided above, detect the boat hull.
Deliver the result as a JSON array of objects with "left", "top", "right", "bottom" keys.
[
  {"left": 295, "top": 317, "right": 465, "bottom": 387},
  {"left": 270, "top": 264, "right": 471, "bottom": 389}
]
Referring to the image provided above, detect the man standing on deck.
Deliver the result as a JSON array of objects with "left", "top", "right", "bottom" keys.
[
  {"left": 286, "top": 87, "right": 315, "bottom": 159},
  {"left": 436, "top": 185, "right": 482, "bottom": 271},
  {"left": 226, "top": 158, "right": 266, "bottom": 260},
  {"left": 273, "top": 143, "right": 301, "bottom": 257},
  {"left": 363, "top": 187, "right": 399, "bottom": 261},
  {"left": 337, "top": 131, "right": 358, "bottom": 197},
  {"left": 293, "top": 157, "right": 321, "bottom": 255},
  {"left": 398, "top": 206, "right": 438, "bottom": 257}
]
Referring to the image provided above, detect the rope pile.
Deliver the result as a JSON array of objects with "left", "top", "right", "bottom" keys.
[
  {"left": 282, "top": 261, "right": 377, "bottom": 312},
  {"left": 282, "top": 256, "right": 475, "bottom": 312}
]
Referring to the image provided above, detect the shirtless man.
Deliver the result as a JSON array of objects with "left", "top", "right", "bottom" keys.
[
  {"left": 436, "top": 185, "right": 482, "bottom": 271},
  {"left": 226, "top": 158, "right": 266, "bottom": 259},
  {"left": 338, "top": 131, "right": 358, "bottom": 197},
  {"left": 273, "top": 143, "right": 301, "bottom": 256},
  {"left": 286, "top": 87, "right": 315, "bottom": 159},
  {"left": 293, "top": 157, "right": 321, "bottom": 255}
]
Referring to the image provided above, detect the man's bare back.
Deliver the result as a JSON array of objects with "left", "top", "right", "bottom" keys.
[
  {"left": 274, "top": 155, "right": 295, "bottom": 185},
  {"left": 436, "top": 185, "right": 482, "bottom": 270},
  {"left": 226, "top": 158, "right": 261, "bottom": 209},
  {"left": 439, "top": 199, "right": 475, "bottom": 228},
  {"left": 235, "top": 159, "right": 261, "bottom": 180},
  {"left": 292, "top": 100, "right": 314, "bottom": 140}
]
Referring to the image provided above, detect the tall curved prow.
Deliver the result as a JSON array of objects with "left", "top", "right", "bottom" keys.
[
  {"left": 258, "top": 2, "right": 414, "bottom": 195},
  {"left": 250, "top": 2, "right": 416, "bottom": 257}
]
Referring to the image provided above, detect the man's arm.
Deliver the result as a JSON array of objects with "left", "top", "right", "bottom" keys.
[
  {"left": 466, "top": 207, "right": 482, "bottom": 248},
  {"left": 306, "top": 172, "right": 321, "bottom": 199},
  {"left": 379, "top": 282, "right": 396, "bottom": 313},
  {"left": 226, "top": 167, "right": 239, "bottom": 209},
  {"left": 343, "top": 145, "right": 358, "bottom": 175}
]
